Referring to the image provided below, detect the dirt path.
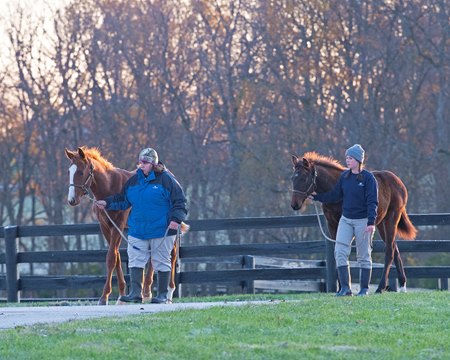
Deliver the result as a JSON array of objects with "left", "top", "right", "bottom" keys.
[{"left": 0, "top": 300, "right": 276, "bottom": 329}]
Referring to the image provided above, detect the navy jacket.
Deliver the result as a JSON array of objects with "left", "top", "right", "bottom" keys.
[
  {"left": 104, "top": 166, "right": 187, "bottom": 240},
  {"left": 313, "top": 169, "right": 378, "bottom": 226}
]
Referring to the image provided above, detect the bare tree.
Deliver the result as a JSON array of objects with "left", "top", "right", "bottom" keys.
[{"left": 1, "top": 0, "right": 449, "bottom": 229}]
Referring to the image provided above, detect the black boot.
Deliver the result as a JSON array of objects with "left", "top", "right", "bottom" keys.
[
  {"left": 151, "top": 271, "right": 171, "bottom": 304},
  {"left": 118, "top": 267, "right": 143, "bottom": 303},
  {"left": 357, "top": 268, "right": 372, "bottom": 296},
  {"left": 336, "top": 266, "right": 353, "bottom": 296}
]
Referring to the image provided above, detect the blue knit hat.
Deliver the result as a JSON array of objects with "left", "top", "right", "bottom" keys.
[{"left": 345, "top": 144, "right": 365, "bottom": 163}]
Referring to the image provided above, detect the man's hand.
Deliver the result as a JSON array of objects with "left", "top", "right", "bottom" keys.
[{"left": 94, "top": 200, "right": 107, "bottom": 210}]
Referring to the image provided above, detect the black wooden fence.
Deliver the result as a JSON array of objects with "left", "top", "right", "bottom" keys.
[{"left": 1, "top": 214, "right": 450, "bottom": 302}]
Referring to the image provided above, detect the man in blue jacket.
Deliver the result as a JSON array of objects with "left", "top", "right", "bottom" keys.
[{"left": 95, "top": 148, "right": 188, "bottom": 304}]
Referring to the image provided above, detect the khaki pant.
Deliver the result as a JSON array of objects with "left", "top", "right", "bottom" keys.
[
  {"left": 127, "top": 234, "right": 176, "bottom": 272},
  {"left": 334, "top": 216, "right": 374, "bottom": 269}
]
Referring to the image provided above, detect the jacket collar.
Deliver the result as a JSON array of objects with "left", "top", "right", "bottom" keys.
[{"left": 137, "top": 168, "right": 156, "bottom": 182}]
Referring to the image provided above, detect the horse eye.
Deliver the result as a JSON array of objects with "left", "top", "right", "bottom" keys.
[{"left": 76, "top": 171, "right": 83, "bottom": 176}]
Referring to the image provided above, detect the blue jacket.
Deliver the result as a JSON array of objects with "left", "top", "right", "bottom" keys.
[
  {"left": 104, "top": 166, "right": 187, "bottom": 240},
  {"left": 313, "top": 169, "right": 378, "bottom": 225}
]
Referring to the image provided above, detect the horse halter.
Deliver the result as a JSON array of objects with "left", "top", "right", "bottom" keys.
[
  {"left": 292, "top": 166, "right": 318, "bottom": 197},
  {"left": 69, "top": 162, "right": 94, "bottom": 197}
]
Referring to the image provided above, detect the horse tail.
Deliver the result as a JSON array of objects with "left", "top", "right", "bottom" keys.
[{"left": 397, "top": 209, "right": 417, "bottom": 240}]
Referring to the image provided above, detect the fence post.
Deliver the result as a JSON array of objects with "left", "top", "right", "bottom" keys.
[
  {"left": 5, "top": 226, "right": 19, "bottom": 303},
  {"left": 439, "top": 278, "right": 449, "bottom": 291},
  {"left": 242, "top": 255, "right": 255, "bottom": 294},
  {"left": 325, "top": 237, "right": 337, "bottom": 293}
]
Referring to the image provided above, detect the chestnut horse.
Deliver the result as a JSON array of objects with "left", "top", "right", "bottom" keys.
[
  {"left": 65, "top": 146, "right": 179, "bottom": 304},
  {"left": 290, "top": 152, "right": 417, "bottom": 293}
]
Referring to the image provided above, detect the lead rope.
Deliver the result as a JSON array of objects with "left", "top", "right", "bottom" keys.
[
  {"left": 312, "top": 201, "right": 336, "bottom": 243},
  {"left": 84, "top": 190, "right": 130, "bottom": 245},
  {"left": 312, "top": 201, "right": 363, "bottom": 248}
]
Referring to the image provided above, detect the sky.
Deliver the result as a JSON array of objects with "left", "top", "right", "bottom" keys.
[
  {"left": 0, "top": 0, "right": 70, "bottom": 66},
  {"left": 0, "top": 0, "right": 68, "bottom": 27},
  {"left": 0, "top": 0, "right": 65, "bottom": 16}
]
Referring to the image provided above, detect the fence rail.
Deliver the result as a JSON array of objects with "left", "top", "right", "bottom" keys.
[{"left": 1, "top": 213, "right": 450, "bottom": 302}]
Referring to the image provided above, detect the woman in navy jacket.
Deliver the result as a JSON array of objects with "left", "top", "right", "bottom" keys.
[
  {"left": 95, "top": 148, "right": 187, "bottom": 304},
  {"left": 310, "top": 144, "right": 378, "bottom": 296}
]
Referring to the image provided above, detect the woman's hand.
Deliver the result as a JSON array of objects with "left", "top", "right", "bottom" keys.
[
  {"left": 307, "top": 191, "right": 317, "bottom": 200},
  {"left": 366, "top": 225, "right": 375, "bottom": 233}
]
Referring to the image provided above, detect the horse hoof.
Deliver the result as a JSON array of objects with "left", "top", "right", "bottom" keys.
[
  {"left": 375, "top": 288, "right": 384, "bottom": 294},
  {"left": 116, "top": 299, "right": 128, "bottom": 305},
  {"left": 167, "top": 287, "right": 175, "bottom": 300},
  {"left": 142, "top": 295, "right": 153, "bottom": 303},
  {"left": 98, "top": 299, "right": 108, "bottom": 306},
  {"left": 398, "top": 286, "right": 407, "bottom": 293}
]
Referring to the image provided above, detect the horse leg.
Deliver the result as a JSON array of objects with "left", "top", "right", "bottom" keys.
[
  {"left": 327, "top": 222, "right": 339, "bottom": 292},
  {"left": 110, "top": 228, "right": 126, "bottom": 296},
  {"left": 376, "top": 242, "right": 395, "bottom": 293},
  {"left": 99, "top": 245, "right": 117, "bottom": 305},
  {"left": 167, "top": 243, "right": 178, "bottom": 302},
  {"left": 376, "top": 217, "right": 400, "bottom": 293},
  {"left": 100, "top": 228, "right": 126, "bottom": 305},
  {"left": 143, "top": 263, "right": 154, "bottom": 302},
  {"left": 393, "top": 243, "right": 407, "bottom": 292},
  {"left": 114, "top": 241, "right": 127, "bottom": 305}
]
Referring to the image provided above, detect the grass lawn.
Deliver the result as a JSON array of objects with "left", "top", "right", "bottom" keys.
[{"left": 0, "top": 292, "right": 449, "bottom": 359}]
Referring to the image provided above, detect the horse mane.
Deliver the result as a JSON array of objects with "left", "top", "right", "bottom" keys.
[
  {"left": 80, "top": 146, "right": 115, "bottom": 170},
  {"left": 302, "top": 151, "right": 346, "bottom": 172}
]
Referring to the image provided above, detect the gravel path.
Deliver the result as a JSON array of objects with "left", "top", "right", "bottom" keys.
[{"left": 0, "top": 300, "right": 276, "bottom": 329}]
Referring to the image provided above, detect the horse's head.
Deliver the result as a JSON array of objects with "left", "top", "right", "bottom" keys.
[
  {"left": 290, "top": 155, "right": 317, "bottom": 211},
  {"left": 65, "top": 147, "right": 94, "bottom": 206}
]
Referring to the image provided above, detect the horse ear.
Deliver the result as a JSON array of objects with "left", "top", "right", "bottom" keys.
[
  {"left": 65, "top": 148, "right": 74, "bottom": 160},
  {"left": 291, "top": 154, "right": 299, "bottom": 165},
  {"left": 302, "top": 157, "right": 310, "bottom": 168},
  {"left": 78, "top": 147, "right": 86, "bottom": 160}
]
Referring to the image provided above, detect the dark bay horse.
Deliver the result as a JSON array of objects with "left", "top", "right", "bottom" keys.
[
  {"left": 290, "top": 152, "right": 417, "bottom": 293},
  {"left": 65, "top": 146, "right": 180, "bottom": 304}
]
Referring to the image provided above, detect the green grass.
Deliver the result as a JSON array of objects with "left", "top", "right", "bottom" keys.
[{"left": 1, "top": 292, "right": 449, "bottom": 359}]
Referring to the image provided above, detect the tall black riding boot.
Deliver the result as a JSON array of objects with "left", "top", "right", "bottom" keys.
[
  {"left": 118, "top": 267, "right": 143, "bottom": 303},
  {"left": 336, "top": 265, "right": 353, "bottom": 297},
  {"left": 151, "top": 271, "right": 171, "bottom": 304},
  {"left": 357, "top": 268, "right": 372, "bottom": 296}
]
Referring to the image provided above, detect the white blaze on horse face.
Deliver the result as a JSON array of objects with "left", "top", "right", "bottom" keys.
[{"left": 68, "top": 164, "right": 77, "bottom": 203}]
